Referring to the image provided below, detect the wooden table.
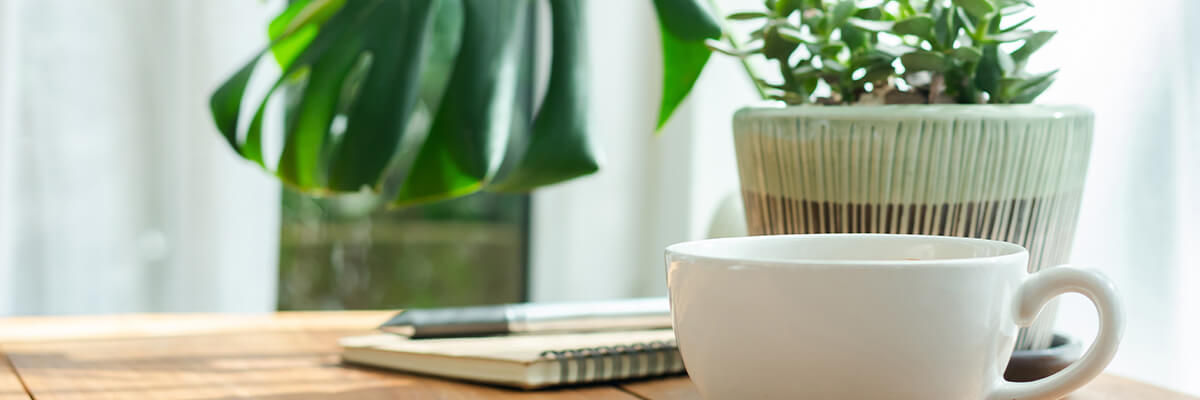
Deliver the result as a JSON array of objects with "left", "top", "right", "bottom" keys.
[{"left": 0, "top": 312, "right": 1192, "bottom": 399}]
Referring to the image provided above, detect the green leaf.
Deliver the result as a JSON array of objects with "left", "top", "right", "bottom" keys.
[
  {"left": 486, "top": 5, "right": 536, "bottom": 188},
  {"left": 799, "top": 75, "right": 820, "bottom": 97},
  {"left": 953, "top": 0, "right": 995, "bottom": 19},
  {"left": 211, "top": 0, "right": 608, "bottom": 204},
  {"left": 845, "top": 17, "right": 894, "bottom": 32},
  {"left": 256, "top": 4, "right": 379, "bottom": 171},
  {"left": 655, "top": 0, "right": 722, "bottom": 41},
  {"left": 975, "top": 44, "right": 1004, "bottom": 97},
  {"left": 851, "top": 49, "right": 897, "bottom": 69},
  {"left": 1023, "top": 69, "right": 1058, "bottom": 88},
  {"left": 1000, "top": 76, "right": 1024, "bottom": 90},
  {"left": 210, "top": 0, "right": 368, "bottom": 170},
  {"left": 727, "top": 11, "right": 769, "bottom": 20},
  {"left": 209, "top": 50, "right": 262, "bottom": 154},
  {"left": 394, "top": 0, "right": 532, "bottom": 204},
  {"left": 803, "top": 9, "right": 828, "bottom": 35},
  {"left": 893, "top": 15, "right": 934, "bottom": 39},
  {"left": 212, "top": 0, "right": 454, "bottom": 189},
  {"left": 946, "top": 67, "right": 978, "bottom": 103},
  {"left": 854, "top": 7, "right": 883, "bottom": 20},
  {"left": 417, "top": 0, "right": 466, "bottom": 109},
  {"left": 267, "top": 2, "right": 314, "bottom": 68},
  {"left": 487, "top": 0, "right": 600, "bottom": 192},
  {"left": 1005, "top": 69, "right": 1057, "bottom": 97},
  {"left": 319, "top": 0, "right": 445, "bottom": 192},
  {"left": 985, "top": 29, "right": 1036, "bottom": 42},
  {"left": 774, "top": 0, "right": 802, "bottom": 16},
  {"left": 822, "top": 58, "right": 848, "bottom": 74},
  {"left": 1000, "top": 15, "right": 1034, "bottom": 33},
  {"left": 652, "top": 0, "right": 721, "bottom": 131},
  {"left": 820, "top": 42, "right": 845, "bottom": 60},
  {"left": 862, "top": 64, "right": 894, "bottom": 84},
  {"left": 268, "top": 1, "right": 307, "bottom": 40},
  {"left": 269, "top": 0, "right": 347, "bottom": 40},
  {"left": 1012, "top": 71, "right": 1056, "bottom": 103},
  {"left": 803, "top": 42, "right": 823, "bottom": 57},
  {"left": 749, "top": 26, "right": 767, "bottom": 39},
  {"left": 932, "top": 4, "right": 956, "bottom": 49},
  {"left": 706, "top": 39, "right": 760, "bottom": 57},
  {"left": 1011, "top": 30, "right": 1056, "bottom": 66},
  {"left": 277, "top": 30, "right": 368, "bottom": 189},
  {"left": 840, "top": 23, "right": 869, "bottom": 50},
  {"left": 998, "top": 46, "right": 1014, "bottom": 74},
  {"left": 775, "top": 25, "right": 806, "bottom": 43},
  {"left": 763, "top": 25, "right": 800, "bottom": 59},
  {"left": 875, "top": 42, "right": 915, "bottom": 58},
  {"left": 950, "top": 46, "right": 982, "bottom": 63},
  {"left": 900, "top": 50, "right": 946, "bottom": 72},
  {"left": 999, "top": 0, "right": 1033, "bottom": 15},
  {"left": 267, "top": 0, "right": 346, "bottom": 67},
  {"left": 987, "top": 11, "right": 1002, "bottom": 33},
  {"left": 655, "top": 30, "right": 714, "bottom": 131},
  {"left": 793, "top": 64, "right": 821, "bottom": 79},
  {"left": 816, "top": 16, "right": 834, "bottom": 37},
  {"left": 830, "top": 0, "right": 858, "bottom": 28},
  {"left": 1001, "top": 69, "right": 1058, "bottom": 104},
  {"left": 269, "top": 28, "right": 318, "bottom": 74},
  {"left": 955, "top": 7, "right": 976, "bottom": 38}
]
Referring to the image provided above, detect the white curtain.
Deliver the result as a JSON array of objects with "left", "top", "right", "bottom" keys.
[
  {"left": 0, "top": 0, "right": 281, "bottom": 315},
  {"left": 530, "top": 0, "right": 756, "bottom": 302},
  {"left": 1031, "top": 0, "right": 1200, "bottom": 394},
  {"left": 531, "top": 0, "right": 686, "bottom": 301}
]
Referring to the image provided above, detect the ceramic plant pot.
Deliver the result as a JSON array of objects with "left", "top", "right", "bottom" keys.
[{"left": 732, "top": 105, "right": 1093, "bottom": 351}]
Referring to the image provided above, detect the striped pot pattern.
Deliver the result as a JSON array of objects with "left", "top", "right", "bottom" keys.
[{"left": 733, "top": 105, "right": 1093, "bottom": 351}]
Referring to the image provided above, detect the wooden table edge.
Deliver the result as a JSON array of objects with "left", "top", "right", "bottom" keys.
[
  {"left": 0, "top": 350, "right": 31, "bottom": 400},
  {"left": 0, "top": 311, "right": 1192, "bottom": 400}
]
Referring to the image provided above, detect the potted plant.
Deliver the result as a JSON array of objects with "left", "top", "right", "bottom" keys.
[
  {"left": 667, "top": 0, "right": 1089, "bottom": 353},
  {"left": 210, "top": 0, "right": 1085, "bottom": 352},
  {"left": 210, "top": 0, "right": 725, "bottom": 205}
]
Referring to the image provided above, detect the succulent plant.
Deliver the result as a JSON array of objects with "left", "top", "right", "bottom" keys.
[{"left": 703, "top": 0, "right": 1057, "bottom": 105}]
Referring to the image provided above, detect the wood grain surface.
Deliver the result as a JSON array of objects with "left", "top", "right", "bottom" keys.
[
  {"left": 0, "top": 312, "right": 1191, "bottom": 399},
  {"left": 0, "top": 352, "right": 30, "bottom": 400},
  {"left": 618, "top": 374, "right": 1200, "bottom": 400},
  {"left": 1065, "top": 374, "right": 1199, "bottom": 400}
]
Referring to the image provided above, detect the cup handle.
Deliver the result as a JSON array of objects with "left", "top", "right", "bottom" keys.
[{"left": 987, "top": 266, "right": 1125, "bottom": 400}]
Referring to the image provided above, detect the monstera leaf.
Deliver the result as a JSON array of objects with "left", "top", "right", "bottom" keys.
[{"left": 210, "top": 0, "right": 718, "bottom": 205}]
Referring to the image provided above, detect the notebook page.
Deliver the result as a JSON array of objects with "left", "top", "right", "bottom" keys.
[{"left": 340, "top": 329, "right": 676, "bottom": 363}]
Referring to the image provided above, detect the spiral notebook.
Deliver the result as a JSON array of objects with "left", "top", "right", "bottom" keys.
[{"left": 339, "top": 329, "right": 683, "bottom": 389}]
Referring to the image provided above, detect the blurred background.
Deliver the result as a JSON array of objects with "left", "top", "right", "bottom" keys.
[{"left": 0, "top": 0, "right": 1196, "bottom": 394}]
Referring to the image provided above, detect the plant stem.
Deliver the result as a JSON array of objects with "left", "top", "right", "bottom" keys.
[
  {"left": 705, "top": 0, "right": 771, "bottom": 100},
  {"left": 973, "top": 13, "right": 992, "bottom": 43},
  {"left": 929, "top": 72, "right": 944, "bottom": 103},
  {"left": 898, "top": 0, "right": 916, "bottom": 17}
]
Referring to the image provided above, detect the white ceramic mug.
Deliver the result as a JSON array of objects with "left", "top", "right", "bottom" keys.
[{"left": 665, "top": 234, "right": 1123, "bottom": 400}]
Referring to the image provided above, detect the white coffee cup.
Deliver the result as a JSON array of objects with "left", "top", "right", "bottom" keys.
[{"left": 665, "top": 234, "right": 1123, "bottom": 400}]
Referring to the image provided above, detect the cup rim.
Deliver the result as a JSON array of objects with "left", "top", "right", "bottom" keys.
[{"left": 665, "top": 234, "right": 1028, "bottom": 268}]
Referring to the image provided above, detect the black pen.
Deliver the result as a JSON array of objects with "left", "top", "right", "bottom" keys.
[{"left": 379, "top": 297, "right": 672, "bottom": 338}]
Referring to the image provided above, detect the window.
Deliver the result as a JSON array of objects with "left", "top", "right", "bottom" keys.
[{"left": 277, "top": 190, "right": 528, "bottom": 309}]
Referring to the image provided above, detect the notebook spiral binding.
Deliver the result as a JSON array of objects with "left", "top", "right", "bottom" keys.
[{"left": 538, "top": 339, "right": 682, "bottom": 384}]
